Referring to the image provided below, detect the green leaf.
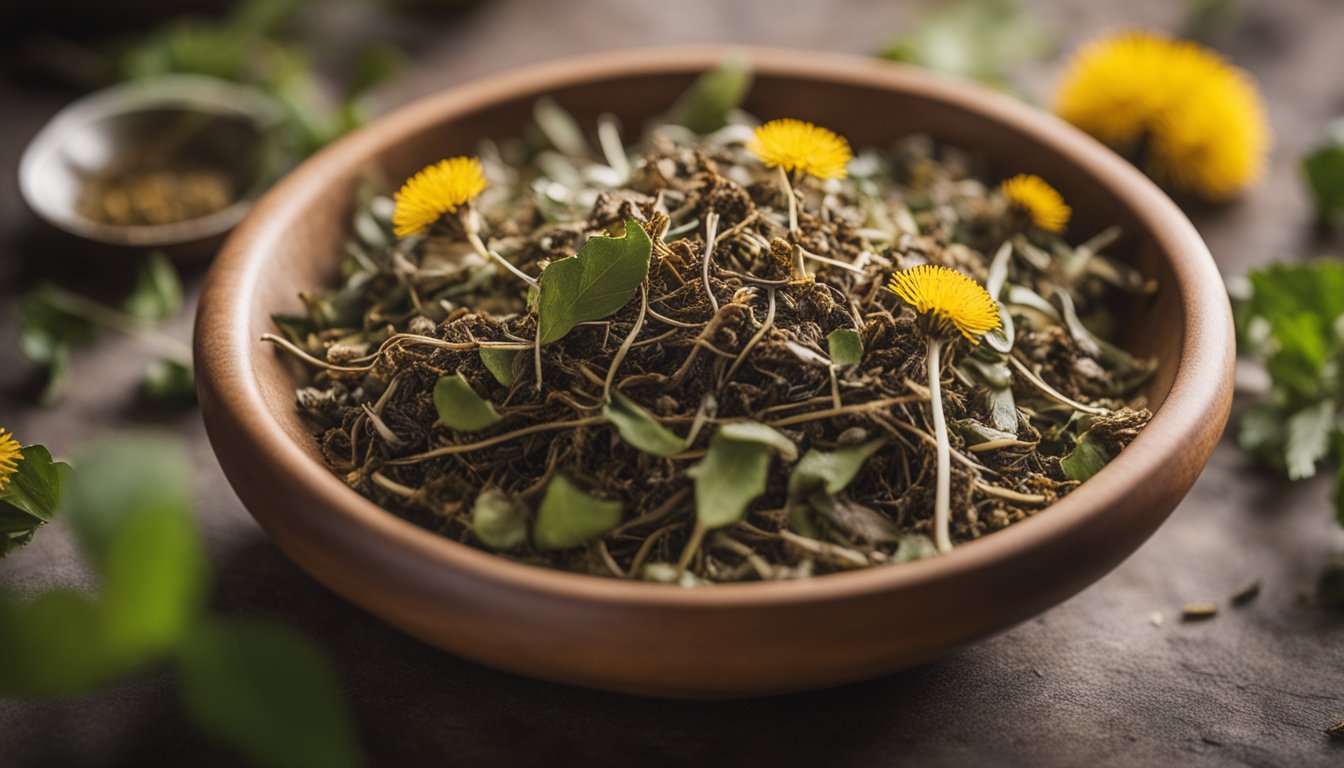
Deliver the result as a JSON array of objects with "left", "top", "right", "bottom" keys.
[
  {"left": 952, "top": 418, "right": 1017, "bottom": 446},
  {"left": 533, "top": 475, "right": 622, "bottom": 550},
  {"left": 893, "top": 535, "right": 938, "bottom": 563},
  {"left": 788, "top": 439, "right": 886, "bottom": 499},
  {"left": 603, "top": 392, "right": 685, "bottom": 457},
  {"left": 177, "top": 618, "right": 363, "bottom": 768},
  {"left": 826, "top": 328, "right": 863, "bottom": 366},
  {"left": 122, "top": 251, "right": 183, "bottom": 321},
  {"left": 536, "top": 221, "right": 651, "bottom": 345},
  {"left": 688, "top": 436, "right": 771, "bottom": 531},
  {"left": 665, "top": 56, "right": 754, "bottom": 134},
  {"left": 63, "top": 437, "right": 193, "bottom": 567},
  {"left": 1283, "top": 400, "right": 1335, "bottom": 480},
  {"left": 0, "top": 444, "right": 71, "bottom": 557},
  {"left": 479, "top": 348, "right": 519, "bottom": 387},
  {"left": 716, "top": 421, "right": 798, "bottom": 462},
  {"left": 471, "top": 490, "right": 529, "bottom": 551},
  {"left": 0, "top": 590, "right": 124, "bottom": 697},
  {"left": 65, "top": 438, "right": 207, "bottom": 657},
  {"left": 18, "top": 285, "right": 96, "bottom": 366},
  {"left": 879, "top": 0, "right": 1051, "bottom": 89},
  {"left": 1061, "top": 432, "right": 1112, "bottom": 481},
  {"left": 687, "top": 422, "right": 796, "bottom": 530},
  {"left": 143, "top": 359, "right": 197, "bottom": 403},
  {"left": 433, "top": 373, "right": 502, "bottom": 431},
  {"left": 0, "top": 445, "right": 69, "bottom": 523},
  {"left": 1302, "top": 121, "right": 1344, "bottom": 224}
]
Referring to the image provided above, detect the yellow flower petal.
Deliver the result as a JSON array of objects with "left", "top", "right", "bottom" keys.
[
  {"left": 0, "top": 428, "right": 22, "bottom": 493},
  {"left": 999, "top": 174, "right": 1071, "bottom": 233},
  {"left": 889, "top": 265, "right": 1002, "bottom": 344},
  {"left": 392, "top": 156, "right": 487, "bottom": 238},
  {"left": 749, "top": 119, "right": 853, "bottom": 180},
  {"left": 1053, "top": 30, "right": 1269, "bottom": 201}
]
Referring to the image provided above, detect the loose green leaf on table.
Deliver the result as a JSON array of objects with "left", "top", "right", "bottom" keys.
[
  {"left": 826, "top": 327, "right": 863, "bottom": 366},
  {"left": 603, "top": 392, "right": 685, "bottom": 457},
  {"left": 536, "top": 220, "right": 651, "bottom": 345},
  {"left": 664, "top": 56, "right": 754, "bottom": 134},
  {"left": 143, "top": 359, "right": 197, "bottom": 403},
  {"left": 688, "top": 422, "right": 796, "bottom": 530},
  {"left": 433, "top": 373, "right": 502, "bottom": 431},
  {"left": 1302, "top": 119, "right": 1344, "bottom": 225},
  {"left": 533, "top": 474, "right": 622, "bottom": 550},
  {"left": 0, "top": 444, "right": 72, "bottom": 557},
  {"left": 122, "top": 251, "right": 183, "bottom": 321},
  {"left": 471, "top": 489, "right": 530, "bottom": 551},
  {"left": 177, "top": 618, "right": 363, "bottom": 768}
]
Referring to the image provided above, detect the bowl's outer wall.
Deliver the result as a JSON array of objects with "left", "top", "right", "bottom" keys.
[{"left": 196, "top": 48, "right": 1233, "bottom": 698}]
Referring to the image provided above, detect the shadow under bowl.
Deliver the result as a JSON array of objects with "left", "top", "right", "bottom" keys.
[
  {"left": 195, "top": 47, "right": 1234, "bottom": 698},
  {"left": 19, "top": 74, "right": 277, "bottom": 256}
]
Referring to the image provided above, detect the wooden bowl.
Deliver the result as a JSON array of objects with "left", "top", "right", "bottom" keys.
[{"left": 195, "top": 47, "right": 1233, "bottom": 698}]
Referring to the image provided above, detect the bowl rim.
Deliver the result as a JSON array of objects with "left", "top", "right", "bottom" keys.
[
  {"left": 18, "top": 73, "right": 279, "bottom": 248},
  {"left": 197, "top": 45, "right": 1233, "bottom": 609}
]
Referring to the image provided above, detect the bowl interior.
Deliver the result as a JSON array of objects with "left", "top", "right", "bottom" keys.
[
  {"left": 253, "top": 66, "right": 1179, "bottom": 461},
  {"left": 21, "top": 76, "right": 275, "bottom": 247}
]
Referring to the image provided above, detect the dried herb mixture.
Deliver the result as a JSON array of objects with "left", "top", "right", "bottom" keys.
[{"left": 269, "top": 68, "right": 1157, "bottom": 584}]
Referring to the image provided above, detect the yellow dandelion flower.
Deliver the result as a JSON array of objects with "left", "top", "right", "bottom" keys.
[
  {"left": 0, "top": 429, "right": 22, "bottom": 493},
  {"left": 749, "top": 118, "right": 853, "bottom": 179},
  {"left": 999, "top": 174, "right": 1071, "bottom": 233},
  {"left": 392, "top": 156, "right": 487, "bottom": 238},
  {"left": 1053, "top": 30, "right": 1269, "bottom": 200},
  {"left": 889, "top": 265, "right": 1001, "bottom": 344}
]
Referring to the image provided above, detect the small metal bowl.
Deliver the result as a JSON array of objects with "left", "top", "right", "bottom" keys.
[{"left": 19, "top": 74, "right": 280, "bottom": 252}]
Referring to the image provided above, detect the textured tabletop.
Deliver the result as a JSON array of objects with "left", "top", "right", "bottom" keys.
[{"left": 2, "top": 0, "right": 1343, "bottom": 765}]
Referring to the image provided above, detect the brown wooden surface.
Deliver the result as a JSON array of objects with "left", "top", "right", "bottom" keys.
[{"left": 2, "top": 0, "right": 1343, "bottom": 764}]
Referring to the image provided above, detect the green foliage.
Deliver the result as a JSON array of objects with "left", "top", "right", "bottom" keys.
[
  {"left": 433, "top": 373, "right": 502, "bottom": 431},
  {"left": 479, "top": 348, "right": 520, "bottom": 387},
  {"left": 536, "top": 221, "right": 651, "bottom": 345},
  {"left": 17, "top": 255, "right": 191, "bottom": 406},
  {"left": 470, "top": 490, "right": 530, "bottom": 551},
  {"left": 0, "top": 437, "right": 363, "bottom": 767},
  {"left": 117, "top": 0, "right": 402, "bottom": 163},
  {"left": 788, "top": 440, "right": 885, "bottom": 499},
  {"left": 0, "top": 445, "right": 72, "bottom": 556},
  {"left": 1060, "top": 431, "right": 1112, "bottom": 482},
  {"left": 143, "top": 359, "right": 197, "bottom": 403},
  {"left": 688, "top": 422, "right": 796, "bottom": 530},
  {"left": 664, "top": 56, "right": 754, "bottom": 134},
  {"left": 1233, "top": 263, "right": 1344, "bottom": 497},
  {"left": 178, "top": 619, "right": 363, "bottom": 768},
  {"left": 1302, "top": 120, "right": 1344, "bottom": 226},
  {"left": 826, "top": 328, "right": 863, "bottom": 366},
  {"left": 122, "top": 251, "right": 183, "bottom": 321},
  {"left": 533, "top": 475, "right": 622, "bottom": 550},
  {"left": 879, "top": 0, "right": 1051, "bottom": 89},
  {"left": 602, "top": 392, "right": 685, "bottom": 457}
]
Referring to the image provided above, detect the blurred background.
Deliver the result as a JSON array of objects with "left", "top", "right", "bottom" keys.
[{"left": 2, "top": 1, "right": 1343, "bottom": 766}]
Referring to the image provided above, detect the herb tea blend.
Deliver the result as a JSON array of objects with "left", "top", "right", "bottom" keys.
[{"left": 268, "top": 69, "right": 1157, "bottom": 584}]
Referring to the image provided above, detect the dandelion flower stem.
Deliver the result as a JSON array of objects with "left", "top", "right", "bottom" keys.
[
  {"left": 926, "top": 336, "right": 953, "bottom": 554},
  {"left": 778, "top": 165, "right": 799, "bottom": 237},
  {"left": 462, "top": 208, "right": 537, "bottom": 286}
]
